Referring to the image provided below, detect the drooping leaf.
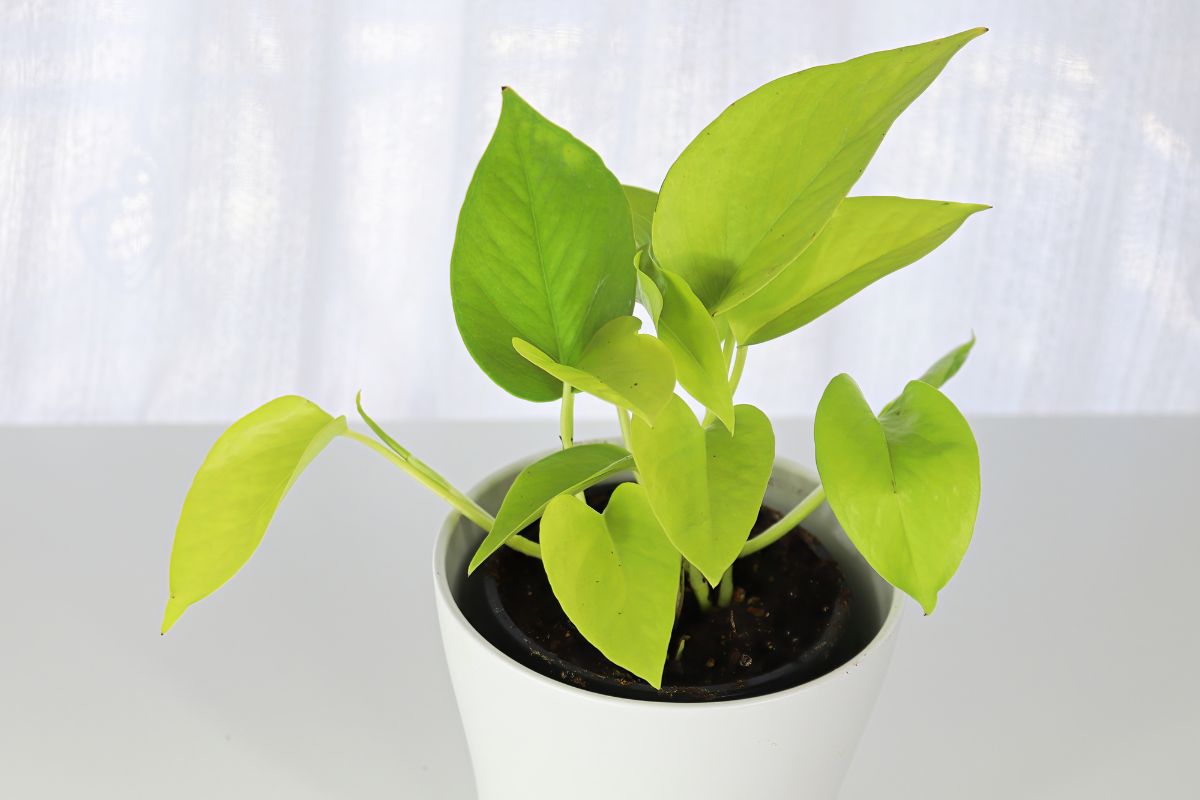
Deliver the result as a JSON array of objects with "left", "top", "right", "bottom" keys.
[
  {"left": 467, "top": 443, "right": 634, "bottom": 574},
  {"left": 652, "top": 269, "right": 735, "bottom": 431},
  {"left": 162, "top": 396, "right": 347, "bottom": 633},
  {"left": 815, "top": 374, "right": 980, "bottom": 613},
  {"left": 450, "top": 88, "right": 636, "bottom": 401},
  {"left": 727, "top": 197, "right": 989, "bottom": 344},
  {"left": 541, "top": 483, "right": 681, "bottom": 688},
  {"left": 629, "top": 397, "right": 774, "bottom": 584},
  {"left": 623, "top": 184, "right": 658, "bottom": 254},
  {"left": 513, "top": 316, "right": 675, "bottom": 423},
  {"left": 652, "top": 28, "right": 986, "bottom": 314}
]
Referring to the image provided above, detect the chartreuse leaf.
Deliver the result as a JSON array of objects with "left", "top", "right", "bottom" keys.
[
  {"left": 162, "top": 396, "right": 346, "bottom": 633},
  {"left": 467, "top": 443, "right": 634, "bottom": 574},
  {"left": 651, "top": 268, "right": 735, "bottom": 431},
  {"left": 880, "top": 334, "right": 977, "bottom": 414},
  {"left": 450, "top": 88, "right": 635, "bottom": 402},
  {"left": 815, "top": 375, "right": 980, "bottom": 613},
  {"left": 623, "top": 185, "right": 658, "bottom": 254},
  {"left": 727, "top": 198, "right": 989, "bottom": 344},
  {"left": 916, "top": 333, "right": 976, "bottom": 389},
  {"left": 653, "top": 28, "right": 986, "bottom": 314},
  {"left": 629, "top": 397, "right": 774, "bottom": 584},
  {"left": 513, "top": 316, "right": 675, "bottom": 423},
  {"left": 541, "top": 483, "right": 680, "bottom": 688},
  {"left": 635, "top": 254, "right": 664, "bottom": 320}
]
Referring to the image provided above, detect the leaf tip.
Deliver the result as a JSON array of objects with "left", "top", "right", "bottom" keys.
[{"left": 161, "top": 597, "right": 186, "bottom": 635}]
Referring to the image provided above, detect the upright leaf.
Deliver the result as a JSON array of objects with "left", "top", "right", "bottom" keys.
[
  {"left": 541, "top": 484, "right": 681, "bottom": 688},
  {"left": 916, "top": 333, "right": 976, "bottom": 389},
  {"left": 468, "top": 443, "right": 634, "bottom": 574},
  {"left": 451, "top": 88, "right": 636, "bottom": 401},
  {"left": 162, "top": 397, "right": 346, "bottom": 633},
  {"left": 653, "top": 28, "right": 986, "bottom": 314},
  {"left": 651, "top": 269, "right": 735, "bottom": 430},
  {"left": 623, "top": 184, "right": 658, "bottom": 254},
  {"left": 727, "top": 198, "right": 989, "bottom": 344},
  {"left": 629, "top": 397, "right": 774, "bottom": 584},
  {"left": 880, "top": 335, "right": 977, "bottom": 415},
  {"left": 815, "top": 375, "right": 980, "bottom": 613},
  {"left": 513, "top": 316, "right": 675, "bottom": 423}
]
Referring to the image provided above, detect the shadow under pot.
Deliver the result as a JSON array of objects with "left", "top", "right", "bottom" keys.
[{"left": 463, "top": 481, "right": 864, "bottom": 702}]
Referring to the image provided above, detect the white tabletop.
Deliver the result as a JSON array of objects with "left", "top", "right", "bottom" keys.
[{"left": 1, "top": 417, "right": 1197, "bottom": 798}]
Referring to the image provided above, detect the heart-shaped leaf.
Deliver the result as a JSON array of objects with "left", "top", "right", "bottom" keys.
[
  {"left": 541, "top": 483, "right": 681, "bottom": 688},
  {"left": 629, "top": 396, "right": 774, "bottom": 584},
  {"left": 467, "top": 443, "right": 634, "bottom": 574},
  {"left": 513, "top": 316, "right": 675, "bottom": 423},
  {"left": 652, "top": 28, "right": 986, "bottom": 314},
  {"left": 815, "top": 374, "right": 980, "bottom": 613},
  {"left": 451, "top": 88, "right": 635, "bottom": 401},
  {"left": 163, "top": 396, "right": 346, "bottom": 633},
  {"left": 643, "top": 263, "right": 735, "bottom": 431},
  {"left": 727, "top": 197, "right": 989, "bottom": 344}
]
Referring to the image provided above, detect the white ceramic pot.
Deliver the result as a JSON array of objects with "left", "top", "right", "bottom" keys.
[{"left": 434, "top": 452, "right": 905, "bottom": 800}]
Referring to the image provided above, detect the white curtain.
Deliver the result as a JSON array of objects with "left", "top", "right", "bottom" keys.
[{"left": 1, "top": 0, "right": 1196, "bottom": 422}]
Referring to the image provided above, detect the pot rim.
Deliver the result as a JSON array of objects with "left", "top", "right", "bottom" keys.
[{"left": 433, "top": 450, "right": 906, "bottom": 711}]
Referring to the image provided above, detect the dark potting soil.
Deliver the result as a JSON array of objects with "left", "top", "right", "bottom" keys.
[{"left": 466, "top": 482, "right": 856, "bottom": 700}]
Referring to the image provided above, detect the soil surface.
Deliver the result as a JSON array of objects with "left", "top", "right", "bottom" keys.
[{"left": 467, "top": 482, "right": 854, "bottom": 700}]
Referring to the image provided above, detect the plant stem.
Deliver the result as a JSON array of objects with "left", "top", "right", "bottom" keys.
[
  {"left": 343, "top": 430, "right": 541, "bottom": 558},
  {"left": 686, "top": 561, "right": 713, "bottom": 612},
  {"left": 716, "top": 565, "right": 735, "bottom": 608},
  {"left": 617, "top": 406, "right": 633, "bottom": 450},
  {"left": 728, "top": 344, "right": 748, "bottom": 396},
  {"left": 560, "top": 382, "right": 574, "bottom": 449},
  {"left": 739, "top": 484, "right": 826, "bottom": 558}
]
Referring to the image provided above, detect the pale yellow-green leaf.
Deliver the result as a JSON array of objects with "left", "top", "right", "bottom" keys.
[
  {"left": 541, "top": 484, "right": 681, "bottom": 688},
  {"left": 629, "top": 397, "right": 774, "bottom": 584},
  {"left": 653, "top": 28, "right": 986, "bottom": 314},
  {"left": 163, "top": 396, "right": 346, "bottom": 633},
  {"left": 727, "top": 197, "right": 988, "bottom": 344},
  {"left": 513, "top": 316, "right": 675, "bottom": 423}
]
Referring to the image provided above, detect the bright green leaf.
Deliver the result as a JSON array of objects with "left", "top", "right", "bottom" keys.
[
  {"left": 635, "top": 255, "right": 664, "bottom": 320},
  {"left": 623, "top": 184, "right": 658, "bottom": 254},
  {"left": 916, "top": 333, "right": 976, "bottom": 389},
  {"left": 513, "top": 316, "right": 675, "bottom": 423},
  {"left": 162, "top": 396, "right": 346, "bottom": 633},
  {"left": 653, "top": 28, "right": 986, "bottom": 314},
  {"left": 728, "top": 197, "right": 989, "bottom": 344},
  {"left": 450, "top": 88, "right": 636, "bottom": 401},
  {"left": 467, "top": 443, "right": 634, "bottom": 574},
  {"left": 652, "top": 269, "right": 735, "bottom": 431},
  {"left": 815, "top": 375, "right": 980, "bottom": 613},
  {"left": 541, "top": 483, "right": 681, "bottom": 688},
  {"left": 629, "top": 397, "right": 774, "bottom": 584}
]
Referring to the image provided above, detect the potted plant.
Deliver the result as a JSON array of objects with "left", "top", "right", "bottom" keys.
[{"left": 162, "top": 28, "right": 988, "bottom": 798}]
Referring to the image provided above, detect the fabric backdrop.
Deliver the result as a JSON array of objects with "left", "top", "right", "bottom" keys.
[{"left": 1, "top": 0, "right": 1197, "bottom": 422}]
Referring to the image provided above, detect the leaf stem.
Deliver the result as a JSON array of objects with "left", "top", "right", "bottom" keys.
[
  {"left": 343, "top": 430, "right": 541, "bottom": 558},
  {"left": 686, "top": 561, "right": 713, "bottom": 612},
  {"left": 560, "top": 382, "right": 574, "bottom": 449},
  {"left": 716, "top": 565, "right": 734, "bottom": 608},
  {"left": 728, "top": 344, "right": 748, "bottom": 396},
  {"left": 617, "top": 406, "right": 633, "bottom": 450},
  {"left": 739, "top": 484, "right": 825, "bottom": 558}
]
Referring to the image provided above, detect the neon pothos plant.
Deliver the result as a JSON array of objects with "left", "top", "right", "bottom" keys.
[{"left": 163, "top": 29, "right": 987, "bottom": 689}]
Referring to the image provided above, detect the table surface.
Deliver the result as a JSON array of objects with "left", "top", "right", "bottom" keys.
[{"left": 1, "top": 417, "right": 1198, "bottom": 798}]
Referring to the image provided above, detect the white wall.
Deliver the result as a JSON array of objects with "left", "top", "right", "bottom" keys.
[{"left": 0, "top": 0, "right": 1196, "bottom": 422}]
